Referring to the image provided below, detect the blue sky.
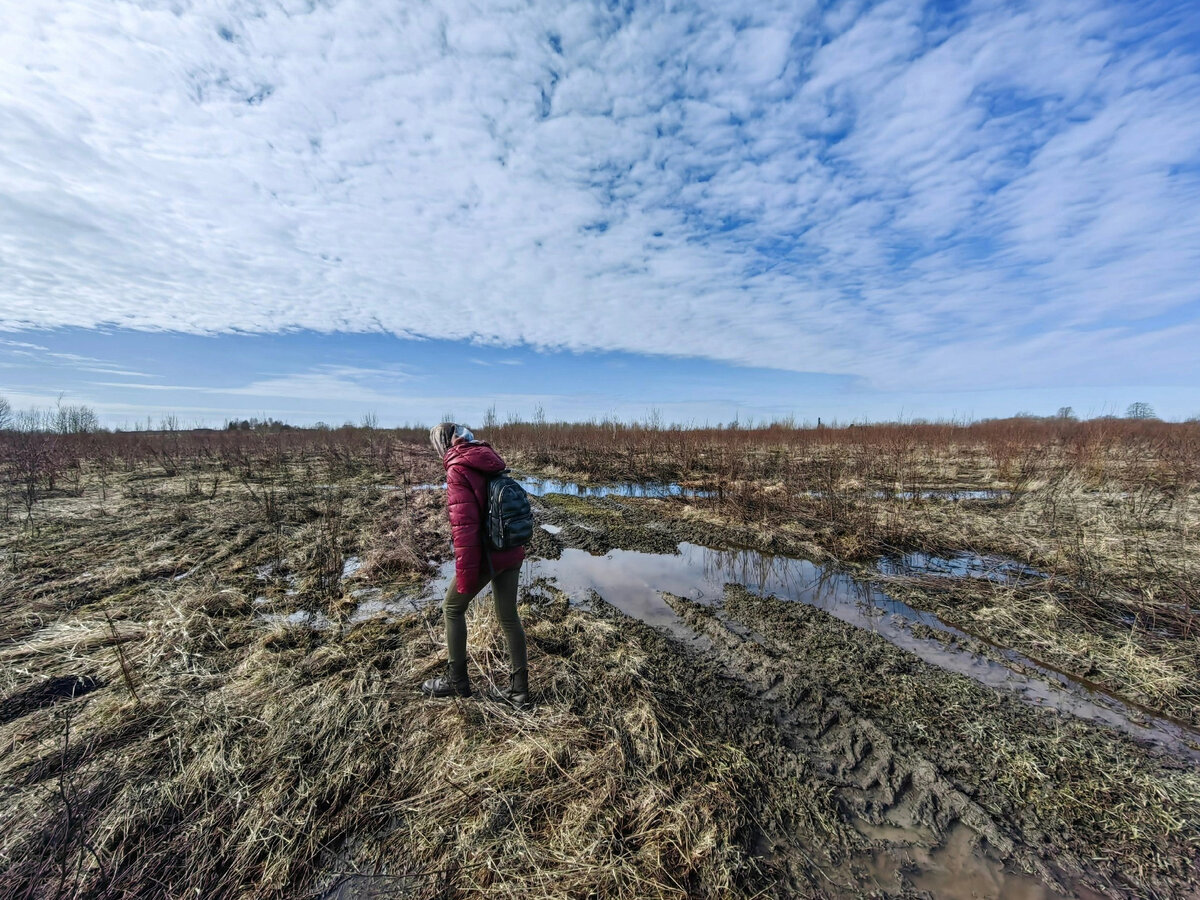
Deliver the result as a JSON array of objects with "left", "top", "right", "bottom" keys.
[{"left": 1, "top": 0, "right": 1199, "bottom": 426}]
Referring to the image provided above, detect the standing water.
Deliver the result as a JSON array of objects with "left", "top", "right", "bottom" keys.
[
  {"left": 413, "top": 477, "right": 711, "bottom": 498},
  {"left": 358, "top": 478, "right": 1198, "bottom": 761},
  {"left": 378, "top": 538, "right": 1199, "bottom": 763}
]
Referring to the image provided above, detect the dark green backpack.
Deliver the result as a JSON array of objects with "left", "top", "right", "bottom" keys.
[{"left": 484, "top": 470, "right": 533, "bottom": 551}]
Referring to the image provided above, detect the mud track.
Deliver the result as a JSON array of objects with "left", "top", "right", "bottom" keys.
[
  {"left": 574, "top": 584, "right": 1200, "bottom": 899},
  {"left": 525, "top": 493, "right": 1200, "bottom": 899}
]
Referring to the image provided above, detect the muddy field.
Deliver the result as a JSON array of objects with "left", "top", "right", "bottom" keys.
[{"left": 1, "top": 428, "right": 1198, "bottom": 898}]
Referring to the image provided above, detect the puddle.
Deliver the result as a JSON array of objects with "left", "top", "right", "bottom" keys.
[
  {"left": 540, "top": 523, "right": 563, "bottom": 535},
  {"left": 348, "top": 594, "right": 420, "bottom": 624},
  {"left": 517, "top": 477, "right": 711, "bottom": 498},
  {"left": 885, "top": 489, "right": 1009, "bottom": 501},
  {"left": 800, "top": 489, "right": 1009, "bottom": 501},
  {"left": 343, "top": 584, "right": 423, "bottom": 624},
  {"left": 255, "top": 562, "right": 298, "bottom": 588},
  {"left": 879, "top": 552, "right": 1048, "bottom": 582},
  {"left": 319, "top": 873, "right": 428, "bottom": 900},
  {"left": 414, "top": 477, "right": 710, "bottom": 499},
  {"left": 859, "top": 824, "right": 1077, "bottom": 900},
  {"left": 258, "top": 609, "right": 335, "bottom": 630},
  {"left": 393, "top": 542, "right": 1198, "bottom": 761}
]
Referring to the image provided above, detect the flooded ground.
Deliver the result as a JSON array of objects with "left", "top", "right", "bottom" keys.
[
  {"left": 885, "top": 489, "right": 1009, "bottom": 501},
  {"left": 258, "top": 608, "right": 335, "bottom": 630},
  {"left": 332, "top": 520, "right": 1133, "bottom": 899},
  {"left": 224, "top": 476, "right": 1198, "bottom": 770},
  {"left": 414, "top": 476, "right": 711, "bottom": 498},
  {"left": 366, "top": 536, "right": 1197, "bottom": 764},
  {"left": 5, "top": 453, "right": 1197, "bottom": 900},
  {"left": 866, "top": 824, "right": 1085, "bottom": 900},
  {"left": 516, "top": 476, "right": 712, "bottom": 498},
  {"left": 878, "top": 552, "right": 1050, "bottom": 582},
  {"left": 795, "top": 488, "right": 1010, "bottom": 501},
  {"left": 336, "top": 479, "right": 1200, "bottom": 766}
]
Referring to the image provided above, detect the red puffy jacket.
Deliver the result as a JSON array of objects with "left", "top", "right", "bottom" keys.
[{"left": 444, "top": 441, "right": 525, "bottom": 594}]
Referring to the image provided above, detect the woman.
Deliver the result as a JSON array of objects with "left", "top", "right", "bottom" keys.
[{"left": 421, "top": 423, "right": 529, "bottom": 706}]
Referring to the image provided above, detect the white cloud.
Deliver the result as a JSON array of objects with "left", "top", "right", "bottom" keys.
[
  {"left": 88, "top": 361, "right": 417, "bottom": 400},
  {"left": 0, "top": 339, "right": 51, "bottom": 351},
  {"left": 0, "top": 0, "right": 1197, "bottom": 391},
  {"left": 0, "top": 338, "right": 157, "bottom": 376}
]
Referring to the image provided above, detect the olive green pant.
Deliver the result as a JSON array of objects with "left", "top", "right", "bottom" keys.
[{"left": 443, "top": 565, "right": 527, "bottom": 676}]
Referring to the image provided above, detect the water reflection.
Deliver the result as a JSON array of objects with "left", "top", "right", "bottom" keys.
[
  {"left": 699, "top": 547, "right": 940, "bottom": 625},
  {"left": 886, "top": 489, "right": 1008, "bottom": 501},
  {"left": 516, "top": 477, "right": 711, "bottom": 499},
  {"left": 879, "top": 552, "right": 1048, "bottom": 582},
  {"left": 357, "top": 541, "right": 1197, "bottom": 761},
  {"left": 412, "top": 478, "right": 709, "bottom": 499}
]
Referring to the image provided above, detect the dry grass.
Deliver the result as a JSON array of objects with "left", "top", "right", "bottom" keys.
[
  {"left": 3, "top": 424, "right": 1199, "bottom": 898},
  {"left": 9, "top": 555, "right": 931, "bottom": 900},
  {"left": 0, "top": 577, "right": 794, "bottom": 899},
  {"left": 0, "top": 443, "right": 839, "bottom": 899}
]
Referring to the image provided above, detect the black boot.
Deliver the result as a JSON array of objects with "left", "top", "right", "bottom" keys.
[
  {"left": 489, "top": 667, "right": 531, "bottom": 709},
  {"left": 421, "top": 663, "right": 471, "bottom": 698}
]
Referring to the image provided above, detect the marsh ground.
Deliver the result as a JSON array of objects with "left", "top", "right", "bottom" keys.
[{"left": 1, "top": 425, "right": 1197, "bottom": 898}]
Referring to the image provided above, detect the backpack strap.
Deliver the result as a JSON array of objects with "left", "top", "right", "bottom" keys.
[{"left": 473, "top": 472, "right": 495, "bottom": 583}]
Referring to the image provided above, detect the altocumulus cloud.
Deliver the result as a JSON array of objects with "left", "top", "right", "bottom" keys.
[{"left": 1, "top": 0, "right": 1198, "bottom": 391}]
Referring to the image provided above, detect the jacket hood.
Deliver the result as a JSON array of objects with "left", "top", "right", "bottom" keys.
[{"left": 443, "top": 440, "right": 507, "bottom": 474}]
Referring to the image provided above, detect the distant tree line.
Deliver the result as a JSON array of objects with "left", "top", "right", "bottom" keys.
[
  {"left": 224, "top": 417, "right": 295, "bottom": 433},
  {"left": 0, "top": 394, "right": 99, "bottom": 434},
  {"left": 1047, "top": 403, "right": 1160, "bottom": 422},
  {"left": 0, "top": 392, "right": 1188, "bottom": 436}
]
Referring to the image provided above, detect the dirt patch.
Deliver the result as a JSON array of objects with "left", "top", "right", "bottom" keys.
[
  {"left": 661, "top": 585, "right": 1199, "bottom": 898},
  {"left": 877, "top": 574, "right": 1200, "bottom": 730}
]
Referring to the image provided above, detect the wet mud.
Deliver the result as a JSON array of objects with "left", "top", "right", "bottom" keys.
[
  {"left": 4, "top": 458, "right": 1198, "bottom": 900},
  {"left": 328, "top": 478, "right": 1200, "bottom": 897},
  {"left": 513, "top": 494, "right": 1197, "bottom": 755},
  {"left": 353, "top": 485, "right": 1200, "bottom": 763},
  {"left": 562, "top": 586, "right": 1191, "bottom": 899},
  {"left": 528, "top": 487, "right": 1200, "bottom": 732},
  {"left": 658, "top": 585, "right": 1200, "bottom": 897},
  {"left": 875, "top": 569, "right": 1200, "bottom": 731},
  {"left": 452, "top": 485, "right": 1198, "bottom": 897}
]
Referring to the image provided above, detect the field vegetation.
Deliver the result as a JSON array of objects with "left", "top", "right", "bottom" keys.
[
  {"left": 1, "top": 411, "right": 1197, "bottom": 898},
  {"left": 498, "top": 416, "right": 1200, "bottom": 728}
]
